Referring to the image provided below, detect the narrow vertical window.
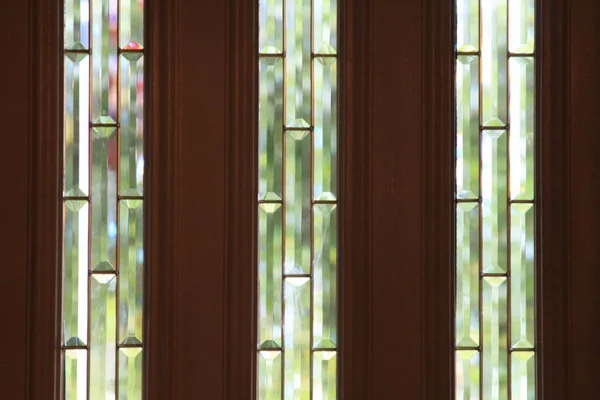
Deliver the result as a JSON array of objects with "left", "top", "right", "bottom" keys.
[
  {"left": 258, "top": 0, "right": 338, "bottom": 398},
  {"left": 455, "top": 0, "right": 535, "bottom": 399},
  {"left": 63, "top": 0, "right": 145, "bottom": 398}
]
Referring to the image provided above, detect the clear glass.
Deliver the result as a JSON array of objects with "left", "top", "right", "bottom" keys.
[
  {"left": 313, "top": 351, "right": 337, "bottom": 399},
  {"left": 65, "top": 349, "right": 88, "bottom": 399},
  {"left": 118, "top": 348, "right": 143, "bottom": 400},
  {"left": 313, "top": 0, "right": 337, "bottom": 54},
  {"left": 457, "top": 0, "right": 479, "bottom": 52},
  {"left": 285, "top": 0, "right": 311, "bottom": 127},
  {"left": 120, "top": 0, "right": 144, "bottom": 49},
  {"left": 511, "top": 352, "right": 535, "bottom": 399},
  {"left": 509, "top": 0, "right": 535, "bottom": 53},
  {"left": 482, "top": 277, "right": 508, "bottom": 400},
  {"left": 65, "top": 0, "right": 90, "bottom": 49},
  {"left": 259, "top": 0, "right": 283, "bottom": 54},
  {"left": 258, "top": 351, "right": 283, "bottom": 400},
  {"left": 456, "top": 350, "right": 480, "bottom": 400},
  {"left": 284, "top": 278, "right": 311, "bottom": 400}
]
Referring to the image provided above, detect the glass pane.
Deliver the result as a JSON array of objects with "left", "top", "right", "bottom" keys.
[
  {"left": 91, "top": 0, "right": 118, "bottom": 122},
  {"left": 510, "top": 204, "right": 535, "bottom": 348},
  {"left": 456, "top": 350, "right": 480, "bottom": 400},
  {"left": 481, "top": 0, "right": 508, "bottom": 127},
  {"left": 120, "top": 54, "right": 145, "bottom": 196},
  {"left": 89, "top": 274, "right": 117, "bottom": 399},
  {"left": 314, "top": 58, "right": 338, "bottom": 201},
  {"left": 64, "top": 54, "right": 90, "bottom": 197},
  {"left": 119, "top": 200, "right": 144, "bottom": 344},
  {"left": 509, "top": 0, "right": 535, "bottom": 53},
  {"left": 313, "top": 0, "right": 337, "bottom": 54},
  {"left": 259, "top": 58, "right": 284, "bottom": 201},
  {"left": 481, "top": 130, "right": 508, "bottom": 274},
  {"left": 313, "top": 351, "right": 337, "bottom": 400},
  {"left": 65, "top": 0, "right": 90, "bottom": 49},
  {"left": 511, "top": 352, "right": 535, "bottom": 399},
  {"left": 457, "top": 0, "right": 479, "bottom": 52},
  {"left": 120, "top": 0, "right": 144, "bottom": 49},
  {"left": 258, "top": 351, "right": 283, "bottom": 400},
  {"left": 482, "top": 277, "right": 508, "bottom": 400},
  {"left": 509, "top": 57, "right": 535, "bottom": 200},
  {"left": 259, "top": 0, "right": 283, "bottom": 54},
  {"left": 258, "top": 203, "right": 283, "bottom": 349},
  {"left": 313, "top": 204, "right": 337, "bottom": 349},
  {"left": 65, "top": 349, "right": 88, "bottom": 400},
  {"left": 91, "top": 126, "right": 118, "bottom": 271},
  {"left": 284, "top": 131, "right": 311, "bottom": 275},
  {"left": 285, "top": 0, "right": 311, "bottom": 127},
  {"left": 63, "top": 200, "right": 89, "bottom": 346},
  {"left": 456, "top": 56, "right": 480, "bottom": 199},
  {"left": 456, "top": 203, "right": 480, "bottom": 347},
  {"left": 284, "top": 278, "right": 311, "bottom": 400},
  {"left": 118, "top": 347, "right": 143, "bottom": 400}
]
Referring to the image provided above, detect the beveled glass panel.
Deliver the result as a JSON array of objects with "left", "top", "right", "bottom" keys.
[
  {"left": 456, "top": 56, "right": 480, "bottom": 199},
  {"left": 481, "top": 0, "right": 508, "bottom": 127},
  {"left": 64, "top": 54, "right": 90, "bottom": 197},
  {"left": 258, "top": 203, "right": 283, "bottom": 349},
  {"left": 456, "top": 203, "right": 480, "bottom": 347},
  {"left": 285, "top": 0, "right": 311, "bottom": 127},
  {"left": 313, "top": 351, "right": 337, "bottom": 400},
  {"left": 65, "top": 349, "right": 88, "bottom": 400},
  {"left": 314, "top": 0, "right": 337, "bottom": 54},
  {"left": 284, "top": 277, "right": 311, "bottom": 400},
  {"left": 259, "top": 0, "right": 283, "bottom": 54},
  {"left": 313, "top": 204, "right": 337, "bottom": 348},
  {"left": 284, "top": 131, "right": 311, "bottom": 275},
  {"left": 258, "top": 351, "right": 283, "bottom": 400},
  {"left": 63, "top": 200, "right": 89, "bottom": 346},
  {"left": 120, "top": 0, "right": 144, "bottom": 49},
  {"left": 314, "top": 58, "right": 337, "bottom": 201},
  {"left": 457, "top": 0, "right": 479, "bottom": 52},
  {"left": 509, "top": 0, "right": 535, "bottom": 53},
  {"left": 482, "top": 130, "right": 508, "bottom": 274},
  {"left": 511, "top": 352, "right": 535, "bottom": 400},
  {"left": 259, "top": 58, "right": 284, "bottom": 201},
  {"left": 120, "top": 54, "right": 145, "bottom": 196},
  {"left": 509, "top": 57, "right": 535, "bottom": 200},
  {"left": 118, "top": 347, "right": 143, "bottom": 400},
  {"left": 119, "top": 200, "right": 144, "bottom": 345},
  {"left": 456, "top": 350, "right": 480, "bottom": 400},
  {"left": 482, "top": 277, "right": 508, "bottom": 400},
  {"left": 65, "top": 0, "right": 90, "bottom": 48},
  {"left": 92, "top": 0, "right": 118, "bottom": 122},
  {"left": 91, "top": 127, "right": 118, "bottom": 271},
  {"left": 511, "top": 204, "right": 535, "bottom": 348},
  {"left": 89, "top": 274, "right": 117, "bottom": 399}
]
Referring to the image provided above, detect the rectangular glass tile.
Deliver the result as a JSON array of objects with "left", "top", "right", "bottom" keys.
[
  {"left": 313, "top": 57, "right": 337, "bottom": 201},
  {"left": 482, "top": 277, "right": 508, "bottom": 400},
  {"left": 120, "top": 54, "right": 145, "bottom": 196},
  {"left": 259, "top": 0, "right": 283, "bottom": 54},
  {"left": 313, "top": 0, "right": 337, "bottom": 54},
  {"left": 91, "top": 126, "right": 118, "bottom": 271},
  {"left": 457, "top": 0, "right": 479, "bottom": 52},
  {"left": 509, "top": 0, "right": 535, "bottom": 53},
  {"left": 64, "top": 54, "right": 90, "bottom": 197},
  {"left": 63, "top": 200, "right": 89, "bottom": 346},
  {"left": 313, "top": 204, "right": 337, "bottom": 349},
  {"left": 118, "top": 347, "right": 143, "bottom": 400},
  {"left": 481, "top": 0, "right": 508, "bottom": 127},
  {"left": 511, "top": 204, "right": 535, "bottom": 348},
  {"left": 285, "top": 0, "right": 311, "bottom": 127},
  {"left": 456, "top": 203, "right": 480, "bottom": 347},
  {"left": 65, "top": 349, "right": 88, "bottom": 400},
  {"left": 119, "top": 200, "right": 144, "bottom": 345},
  {"left": 119, "top": 0, "right": 144, "bottom": 49},
  {"left": 482, "top": 130, "right": 508, "bottom": 274},
  {"left": 92, "top": 0, "right": 118, "bottom": 123},
  {"left": 284, "top": 277, "right": 311, "bottom": 400},
  {"left": 313, "top": 351, "right": 337, "bottom": 400},
  {"left": 284, "top": 131, "right": 311, "bottom": 274},
  {"left": 509, "top": 57, "right": 535, "bottom": 200},
  {"left": 456, "top": 350, "right": 480, "bottom": 400},
  {"left": 258, "top": 203, "right": 283, "bottom": 349},
  {"left": 89, "top": 274, "right": 117, "bottom": 399},
  {"left": 259, "top": 58, "right": 284, "bottom": 201},
  {"left": 258, "top": 351, "right": 283, "bottom": 400},
  {"left": 511, "top": 352, "right": 535, "bottom": 400},
  {"left": 456, "top": 56, "right": 480, "bottom": 199},
  {"left": 65, "top": 0, "right": 90, "bottom": 49}
]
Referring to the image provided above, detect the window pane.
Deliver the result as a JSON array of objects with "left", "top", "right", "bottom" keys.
[{"left": 62, "top": 0, "right": 145, "bottom": 397}]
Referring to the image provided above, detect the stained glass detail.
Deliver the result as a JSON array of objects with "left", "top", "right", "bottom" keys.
[
  {"left": 62, "top": 0, "right": 145, "bottom": 396},
  {"left": 456, "top": 0, "right": 536, "bottom": 397},
  {"left": 313, "top": 351, "right": 337, "bottom": 399},
  {"left": 258, "top": 351, "right": 283, "bottom": 400},
  {"left": 284, "top": 278, "right": 311, "bottom": 399}
]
